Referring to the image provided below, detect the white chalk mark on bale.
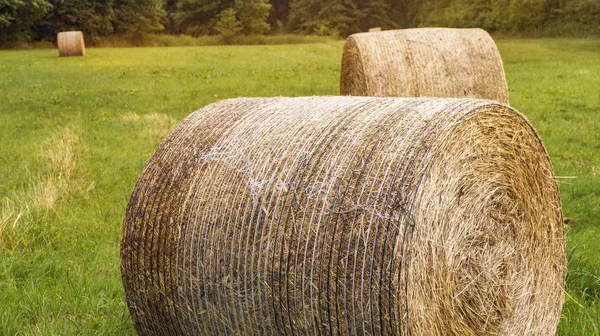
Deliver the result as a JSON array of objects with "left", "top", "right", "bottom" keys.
[{"left": 121, "top": 97, "right": 565, "bottom": 336}]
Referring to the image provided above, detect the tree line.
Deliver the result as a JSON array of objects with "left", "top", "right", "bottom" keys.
[{"left": 1, "top": 0, "right": 598, "bottom": 45}]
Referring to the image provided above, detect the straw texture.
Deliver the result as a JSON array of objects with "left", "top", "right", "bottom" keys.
[
  {"left": 57, "top": 31, "right": 85, "bottom": 57},
  {"left": 121, "top": 97, "right": 564, "bottom": 335},
  {"left": 340, "top": 28, "right": 509, "bottom": 104}
]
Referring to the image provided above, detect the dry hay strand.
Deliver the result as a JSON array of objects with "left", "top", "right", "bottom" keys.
[
  {"left": 340, "top": 28, "right": 509, "bottom": 104},
  {"left": 1, "top": 128, "right": 78, "bottom": 244},
  {"left": 369, "top": 27, "right": 382, "bottom": 32},
  {"left": 121, "top": 97, "right": 565, "bottom": 335},
  {"left": 57, "top": 31, "right": 85, "bottom": 57},
  {"left": 121, "top": 112, "right": 177, "bottom": 139}
]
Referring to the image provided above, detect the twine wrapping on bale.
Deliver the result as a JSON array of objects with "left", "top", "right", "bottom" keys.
[
  {"left": 57, "top": 31, "right": 85, "bottom": 57},
  {"left": 121, "top": 97, "right": 565, "bottom": 335},
  {"left": 340, "top": 28, "right": 509, "bottom": 104}
]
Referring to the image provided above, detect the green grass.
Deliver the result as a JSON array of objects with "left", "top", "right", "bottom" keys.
[
  {"left": 0, "top": 39, "right": 598, "bottom": 335},
  {"left": 5, "top": 34, "right": 338, "bottom": 50}
]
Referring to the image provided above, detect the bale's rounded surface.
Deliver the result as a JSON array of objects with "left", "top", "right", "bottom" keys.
[
  {"left": 57, "top": 31, "right": 85, "bottom": 57},
  {"left": 340, "top": 28, "right": 509, "bottom": 104},
  {"left": 121, "top": 97, "right": 564, "bottom": 335}
]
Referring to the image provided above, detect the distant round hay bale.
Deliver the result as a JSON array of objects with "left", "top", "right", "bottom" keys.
[
  {"left": 341, "top": 28, "right": 509, "bottom": 104},
  {"left": 121, "top": 97, "right": 565, "bottom": 335},
  {"left": 57, "top": 31, "right": 85, "bottom": 57}
]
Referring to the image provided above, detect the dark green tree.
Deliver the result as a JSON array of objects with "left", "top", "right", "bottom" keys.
[
  {"left": 174, "top": 0, "right": 230, "bottom": 35},
  {"left": 214, "top": 7, "right": 241, "bottom": 41},
  {"left": 288, "top": 0, "right": 358, "bottom": 36},
  {"left": 288, "top": 0, "right": 393, "bottom": 36},
  {"left": 35, "top": 0, "right": 114, "bottom": 42},
  {"left": 1, "top": 0, "right": 598, "bottom": 44},
  {"left": 234, "top": 0, "right": 271, "bottom": 34},
  {"left": 113, "top": 0, "right": 166, "bottom": 35},
  {"left": 163, "top": 0, "right": 179, "bottom": 33},
  {"left": 558, "top": 0, "right": 600, "bottom": 35},
  {"left": 415, "top": 0, "right": 502, "bottom": 30},
  {"left": 0, "top": 0, "right": 52, "bottom": 43},
  {"left": 175, "top": 0, "right": 270, "bottom": 35},
  {"left": 268, "top": 0, "right": 289, "bottom": 30},
  {"left": 388, "top": 0, "right": 422, "bottom": 27},
  {"left": 355, "top": 0, "right": 395, "bottom": 31},
  {"left": 506, "top": 0, "right": 559, "bottom": 32}
]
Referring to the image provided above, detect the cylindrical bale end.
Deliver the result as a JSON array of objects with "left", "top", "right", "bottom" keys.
[
  {"left": 57, "top": 31, "right": 86, "bottom": 57},
  {"left": 340, "top": 28, "right": 509, "bottom": 104},
  {"left": 121, "top": 97, "right": 564, "bottom": 335}
]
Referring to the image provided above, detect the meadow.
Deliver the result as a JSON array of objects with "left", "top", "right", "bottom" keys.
[{"left": 0, "top": 39, "right": 598, "bottom": 335}]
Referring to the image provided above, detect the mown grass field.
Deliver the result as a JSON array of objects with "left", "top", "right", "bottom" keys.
[{"left": 0, "top": 39, "right": 598, "bottom": 335}]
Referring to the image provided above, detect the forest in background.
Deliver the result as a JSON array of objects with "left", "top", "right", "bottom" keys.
[{"left": 1, "top": 0, "right": 599, "bottom": 46}]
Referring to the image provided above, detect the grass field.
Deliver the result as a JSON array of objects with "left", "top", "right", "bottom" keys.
[{"left": 0, "top": 39, "right": 598, "bottom": 335}]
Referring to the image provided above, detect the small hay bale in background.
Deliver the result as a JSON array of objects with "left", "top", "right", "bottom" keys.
[
  {"left": 368, "top": 27, "right": 382, "bottom": 32},
  {"left": 341, "top": 28, "right": 509, "bottom": 104},
  {"left": 57, "top": 31, "right": 85, "bottom": 57},
  {"left": 121, "top": 96, "right": 565, "bottom": 335}
]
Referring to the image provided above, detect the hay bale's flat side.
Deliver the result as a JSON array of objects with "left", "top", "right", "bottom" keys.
[
  {"left": 340, "top": 28, "right": 509, "bottom": 104},
  {"left": 121, "top": 97, "right": 564, "bottom": 335},
  {"left": 57, "top": 31, "right": 85, "bottom": 57}
]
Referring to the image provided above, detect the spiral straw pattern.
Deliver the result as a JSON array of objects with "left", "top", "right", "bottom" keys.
[
  {"left": 340, "top": 28, "right": 509, "bottom": 104},
  {"left": 121, "top": 97, "right": 565, "bottom": 335}
]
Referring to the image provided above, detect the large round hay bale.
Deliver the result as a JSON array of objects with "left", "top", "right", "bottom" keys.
[
  {"left": 121, "top": 97, "right": 565, "bottom": 335},
  {"left": 340, "top": 28, "right": 509, "bottom": 104},
  {"left": 57, "top": 31, "right": 85, "bottom": 57}
]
